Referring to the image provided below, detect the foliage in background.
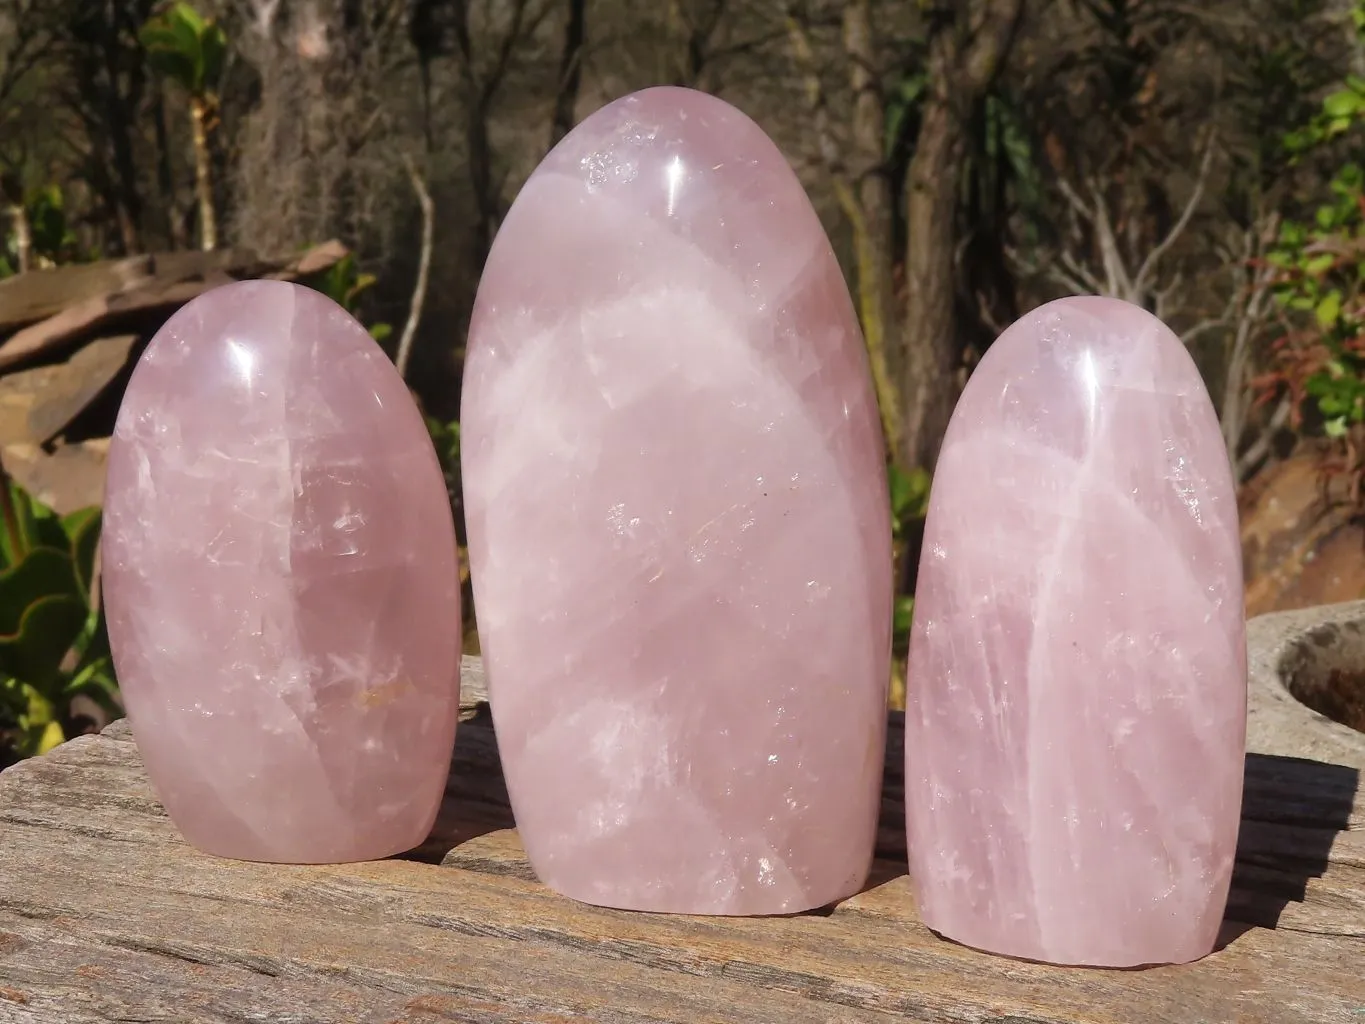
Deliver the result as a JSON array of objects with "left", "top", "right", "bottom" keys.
[
  {"left": 888, "top": 463, "right": 930, "bottom": 651},
  {"left": 0, "top": 472, "right": 117, "bottom": 760},
  {"left": 307, "top": 253, "right": 394, "bottom": 344},
  {"left": 139, "top": 1, "right": 225, "bottom": 251},
  {"left": 886, "top": 463, "right": 931, "bottom": 711},
  {"left": 1256, "top": 3, "right": 1365, "bottom": 504},
  {"left": 426, "top": 416, "right": 461, "bottom": 509},
  {"left": 0, "top": 183, "right": 87, "bottom": 277}
]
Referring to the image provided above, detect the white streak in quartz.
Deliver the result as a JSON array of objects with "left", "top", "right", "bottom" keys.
[{"left": 462, "top": 87, "right": 891, "bottom": 915}]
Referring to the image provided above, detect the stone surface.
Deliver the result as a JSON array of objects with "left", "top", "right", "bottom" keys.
[
  {"left": 3, "top": 438, "right": 109, "bottom": 515},
  {"left": 905, "top": 296, "right": 1247, "bottom": 967},
  {"left": 1246, "top": 600, "right": 1365, "bottom": 769},
  {"left": 1240, "top": 450, "right": 1365, "bottom": 617},
  {"left": 461, "top": 86, "right": 892, "bottom": 915},
  {"left": 102, "top": 280, "right": 461, "bottom": 864}
]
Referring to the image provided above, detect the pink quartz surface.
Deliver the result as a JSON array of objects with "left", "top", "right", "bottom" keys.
[
  {"left": 461, "top": 86, "right": 892, "bottom": 914},
  {"left": 102, "top": 280, "right": 461, "bottom": 864},
  {"left": 905, "top": 296, "right": 1247, "bottom": 966}
]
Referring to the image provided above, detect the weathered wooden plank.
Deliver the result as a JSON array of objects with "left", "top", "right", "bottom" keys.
[
  {"left": 0, "top": 656, "right": 1359, "bottom": 1024},
  {"left": 23, "top": 334, "right": 137, "bottom": 446},
  {"left": 0, "top": 245, "right": 348, "bottom": 336},
  {"left": 0, "top": 256, "right": 154, "bottom": 335},
  {"left": 0, "top": 241, "right": 349, "bottom": 373}
]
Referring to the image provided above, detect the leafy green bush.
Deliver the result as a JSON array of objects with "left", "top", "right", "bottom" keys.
[
  {"left": 0, "top": 476, "right": 117, "bottom": 759},
  {"left": 1256, "top": 5, "right": 1365, "bottom": 498}
]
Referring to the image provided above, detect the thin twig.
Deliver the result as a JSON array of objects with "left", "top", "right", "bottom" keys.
[
  {"left": 395, "top": 155, "right": 435, "bottom": 381},
  {"left": 1132, "top": 129, "right": 1218, "bottom": 298}
]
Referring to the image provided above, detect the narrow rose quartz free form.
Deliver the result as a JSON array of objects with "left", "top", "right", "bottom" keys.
[
  {"left": 102, "top": 280, "right": 461, "bottom": 864},
  {"left": 905, "top": 296, "right": 1246, "bottom": 967},
  {"left": 461, "top": 86, "right": 892, "bottom": 914}
]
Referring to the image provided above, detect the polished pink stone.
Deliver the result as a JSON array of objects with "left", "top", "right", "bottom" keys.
[
  {"left": 102, "top": 280, "right": 461, "bottom": 864},
  {"left": 461, "top": 86, "right": 892, "bottom": 914},
  {"left": 905, "top": 296, "right": 1246, "bottom": 966}
]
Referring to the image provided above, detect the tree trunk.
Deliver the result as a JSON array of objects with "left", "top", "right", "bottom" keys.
[
  {"left": 466, "top": 93, "right": 498, "bottom": 268},
  {"left": 190, "top": 96, "right": 218, "bottom": 251},
  {"left": 896, "top": 0, "right": 1024, "bottom": 473},
  {"left": 549, "top": 0, "right": 587, "bottom": 147},
  {"left": 151, "top": 85, "right": 187, "bottom": 250},
  {"left": 899, "top": 96, "right": 965, "bottom": 474},
  {"left": 784, "top": 1, "right": 901, "bottom": 459},
  {"left": 843, "top": 0, "right": 900, "bottom": 441},
  {"left": 99, "top": 5, "right": 146, "bottom": 255}
]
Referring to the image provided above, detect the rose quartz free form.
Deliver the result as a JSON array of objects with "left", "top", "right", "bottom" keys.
[
  {"left": 461, "top": 86, "right": 892, "bottom": 914},
  {"left": 102, "top": 280, "right": 461, "bottom": 864},
  {"left": 905, "top": 296, "right": 1246, "bottom": 966}
]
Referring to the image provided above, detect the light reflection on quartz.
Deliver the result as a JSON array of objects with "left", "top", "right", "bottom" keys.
[
  {"left": 665, "top": 154, "right": 684, "bottom": 216},
  {"left": 225, "top": 339, "right": 256, "bottom": 387},
  {"left": 1078, "top": 347, "right": 1100, "bottom": 429}
]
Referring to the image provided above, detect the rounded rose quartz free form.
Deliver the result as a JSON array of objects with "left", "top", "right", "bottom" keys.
[
  {"left": 906, "top": 296, "right": 1246, "bottom": 966},
  {"left": 102, "top": 280, "right": 461, "bottom": 863},
  {"left": 462, "top": 86, "right": 893, "bottom": 914}
]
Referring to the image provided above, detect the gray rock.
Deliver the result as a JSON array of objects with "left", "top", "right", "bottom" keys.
[{"left": 1247, "top": 600, "right": 1365, "bottom": 768}]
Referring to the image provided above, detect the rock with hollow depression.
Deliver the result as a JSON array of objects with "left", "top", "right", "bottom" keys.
[{"left": 461, "top": 86, "right": 892, "bottom": 914}]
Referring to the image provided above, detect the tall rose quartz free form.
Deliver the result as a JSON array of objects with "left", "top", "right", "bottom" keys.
[
  {"left": 102, "top": 280, "right": 461, "bottom": 864},
  {"left": 461, "top": 86, "right": 892, "bottom": 914},
  {"left": 905, "top": 296, "right": 1246, "bottom": 966}
]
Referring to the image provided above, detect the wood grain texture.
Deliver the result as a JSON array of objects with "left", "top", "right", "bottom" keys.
[
  {"left": 0, "top": 655, "right": 1360, "bottom": 1024},
  {"left": 0, "top": 244, "right": 350, "bottom": 336},
  {"left": 0, "top": 242, "right": 349, "bottom": 372}
]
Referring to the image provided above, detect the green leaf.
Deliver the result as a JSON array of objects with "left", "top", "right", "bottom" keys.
[
  {"left": 62, "top": 506, "right": 101, "bottom": 598},
  {"left": 1305, "top": 252, "right": 1336, "bottom": 275},
  {"left": 887, "top": 465, "right": 931, "bottom": 528},
  {"left": 1323, "top": 89, "right": 1362, "bottom": 119},
  {"left": 884, "top": 71, "right": 927, "bottom": 160},
  {"left": 1326, "top": 414, "right": 1350, "bottom": 437},
  {"left": 34, "top": 719, "right": 65, "bottom": 754},
  {"left": 892, "top": 596, "right": 915, "bottom": 638},
  {"left": 0, "top": 482, "right": 67, "bottom": 567},
  {"left": 1317, "top": 290, "right": 1344, "bottom": 329},
  {"left": 140, "top": 4, "right": 225, "bottom": 96},
  {"left": 0, "top": 547, "right": 87, "bottom": 689},
  {"left": 369, "top": 322, "right": 393, "bottom": 343},
  {"left": 170, "top": 1, "right": 207, "bottom": 36},
  {"left": 199, "top": 22, "right": 227, "bottom": 90},
  {"left": 140, "top": 25, "right": 198, "bottom": 88}
]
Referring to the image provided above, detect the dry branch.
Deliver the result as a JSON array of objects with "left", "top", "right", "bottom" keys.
[
  {"left": 1012, "top": 129, "right": 1220, "bottom": 323},
  {"left": 395, "top": 156, "right": 434, "bottom": 381}
]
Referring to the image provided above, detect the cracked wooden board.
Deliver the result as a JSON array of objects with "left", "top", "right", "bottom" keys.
[{"left": 0, "top": 656, "right": 1360, "bottom": 1024}]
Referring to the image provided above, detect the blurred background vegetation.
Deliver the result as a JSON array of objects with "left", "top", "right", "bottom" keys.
[{"left": 3, "top": 0, "right": 1365, "bottom": 760}]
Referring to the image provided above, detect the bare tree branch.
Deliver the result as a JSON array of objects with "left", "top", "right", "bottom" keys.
[
  {"left": 395, "top": 154, "right": 434, "bottom": 381},
  {"left": 1132, "top": 129, "right": 1219, "bottom": 299}
]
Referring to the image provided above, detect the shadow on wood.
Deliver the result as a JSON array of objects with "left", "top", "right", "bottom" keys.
[
  {"left": 0, "top": 658, "right": 1360, "bottom": 1022},
  {"left": 407, "top": 686, "right": 1363, "bottom": 951},
  {"left": 1226, "top": 753, "right": 1360, "bottom": 935}
]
